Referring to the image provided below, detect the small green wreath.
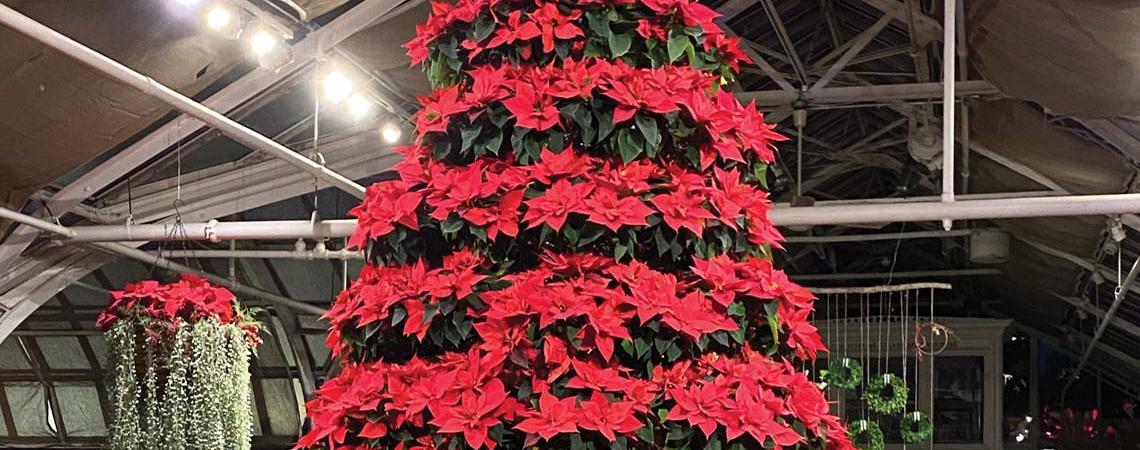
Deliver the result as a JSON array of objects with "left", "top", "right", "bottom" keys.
[
  {"left": 848, "top": 420, "right": 885, "bottom": 450},
  {"left": 900, "top": 411, "right": 933, "bottom": 443},
  {"left": 864, "top": 373, "right": 908, "bottom": 415},
  {"left": 826, "top": 357, "right": 863, "bottom": 390}
]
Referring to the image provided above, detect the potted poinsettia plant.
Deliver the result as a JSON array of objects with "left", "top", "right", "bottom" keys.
[
  {"left": 99, "top": 274, "right": 260, "bottom": 450},
  {"left": 297, "top": 0, "right": 853, "bottom": 448}
]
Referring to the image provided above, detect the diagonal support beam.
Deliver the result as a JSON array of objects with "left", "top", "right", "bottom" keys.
[
  {"left": 759, "top": 0, "right": 808, "bottom": 86},
  {"left": 809, "top": 8, "right": 900, "bottom": 91},
  {"left": 1049, "top": 292, "right": 1140, "bottom": 341},
  {"left": 0, "top": 0, "right": 405, "bottom": 272},
  {"left": 0, "top": 4, "right": 367, "bottom": 199},
  {"left": 861, "top": 0, "right": 941, "bottom": 45}
]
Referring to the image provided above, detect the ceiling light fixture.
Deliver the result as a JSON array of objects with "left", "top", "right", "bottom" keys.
[
  {"left": 322, "top": 70, "right": 353, "bottom": 104},
  {"left": 380, "top": 121, "right": 402, "bottom": 144},
  {"left": 249, "top": 29, "right": 277, "bottom": 56},
  {"left": 346, "top": 94, "right": 373, "bottom": 119},
  {"left": 205, "top": 5, "right": 232, "bottom": 30}
]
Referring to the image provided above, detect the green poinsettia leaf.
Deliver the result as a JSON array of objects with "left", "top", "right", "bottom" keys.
[{"left": 609, "top": 32, "right": 633, "bottom": 57}]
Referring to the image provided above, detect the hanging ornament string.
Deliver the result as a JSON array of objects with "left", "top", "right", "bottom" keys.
[
  {"left": 862, "top": 292, "right": 869, "bottom": 421},
  {"left": 901, "top": 288, "right": 909, "bottom": 450},
  {"left": 885, "top": 290, "right": 892, "bottom": 379},
  {"left": 929, "top": 287, "right": 935, "bottom": 450},
  {"left": 877, "top": 291, "right": 883, "bottom": 385}
]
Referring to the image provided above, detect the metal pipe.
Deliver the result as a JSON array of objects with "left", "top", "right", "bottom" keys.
[
  {"left": 790, "top": 268, "right": 999, "bottom": 281},
  {"left": 152, "top": 249, "right": 364, "bottom": 260},
  {"left": 0, "top": 4, "right": 366, "bottom": 199},
  {"left": 53, "top": 192, "right": 1140, "bottom": 242},
  {"left": 770, "top": 193, "right": 1140, "bottom": 227},
  {"left": 737, "top": 80, "right": 998, "bottom": 107},
  {"left": 65, "top": 219, "right": 356, "bottom": 243},
  {"left": 0, "top": 207, "right": 74, "bottom": 238},
  {"left": 87, "top": 242, "right": 328, "bottom": 316},
  {"left": 956, "top": 0, "right": 970, "bottom": 196},
  {"left": 1062, "top": 254, "right": 1140, "bottom": 400},
  {"left": 940, "top": 0, "right": 957, "bottom": 231},
  {"left": 784, "top": 228, "right": 975, "bottom": 244}
]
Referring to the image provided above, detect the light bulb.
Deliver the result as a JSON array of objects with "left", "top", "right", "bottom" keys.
[
  {"left": 322, "top": 70, "right": 353, "bottom": 104},
  {"left": 205, "top": 5, "right": 232, "bottom": 30},
  {"left": 347, "top": 94, "right": 373, "bottom": 119},
  {"left": 380, "top": 122, "right": 402, "bottom": 144},
  {"left": 249, "top": 30, "right": 277, "bottom": 56}
]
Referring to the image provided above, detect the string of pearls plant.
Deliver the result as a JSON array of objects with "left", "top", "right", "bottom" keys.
[{"left": 100, "top": 275, "right": 260, "bottom": 450}]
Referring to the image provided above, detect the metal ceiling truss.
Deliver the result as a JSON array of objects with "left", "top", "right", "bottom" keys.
[{"left": 0, "top": 0, "right": 417, "bottom": 344}]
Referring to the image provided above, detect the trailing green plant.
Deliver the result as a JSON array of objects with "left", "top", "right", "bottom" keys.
[
  {"left": 900, "top": 411, "right": 933, "bottom": 443},
  {"left": 825, "top": 357, "right": 863, "bottom": 390},
  {"left": 100, "top": 275, "right": 261, "bottom": 450},
  {"left": 864, "top": 373, "right": 908, "bottom": 415}
]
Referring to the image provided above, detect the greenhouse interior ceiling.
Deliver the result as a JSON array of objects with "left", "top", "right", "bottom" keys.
[{"left": 1, "top": 0, "right": 1140, "bottom": 448}]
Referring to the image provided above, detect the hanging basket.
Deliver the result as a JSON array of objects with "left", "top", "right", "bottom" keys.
[
  {"left": 864, "top": 373, "right": 909, "bottom": 415},
  {"left": 99, "top": 275, "right": 261, "bottom": 450},
  {"left": 848, "top": 419, "right": 885, "bottom": 450},
  {"left": 900, "top": 411, "right": 934, "bottom": 443},
  {"left": 826, "top": 357, "right": 863, "bottom": 390}
]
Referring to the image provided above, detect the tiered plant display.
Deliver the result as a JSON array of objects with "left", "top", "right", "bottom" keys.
[
  {"left": 298, "top": 0, "right": 853, "bottom": 448},
  {"left": 99, "top": 275, "right": 260, "bottom": 450}
]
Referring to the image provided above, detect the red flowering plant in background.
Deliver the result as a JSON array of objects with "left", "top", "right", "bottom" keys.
[
  {"left": 96, "top": 274, "right": 261, "bottom": 345},
  {"left": 299, "top": 0, "right": 853, "bottom": 448}
]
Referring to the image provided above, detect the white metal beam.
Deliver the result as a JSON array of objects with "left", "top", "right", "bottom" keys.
[
  {"left": 1074, "top": 118, "right": 1140, "bottom": 165},
  {"left": 0, "top": 0, "right": 407, "bottom": 271},
  {"left": 0, "top": 4, "right": 367, "bottom": 198},
  {"left": 97, "top": 131, "right": 398, "bottom": 223},
  {"left": 738, "top": 80, "right": 1000, "bottom": 108},
  {"left": 45, "top": 191, "right": 1140, "bottom": 242},
  {"left": 784, "top": 228, "right": 975, "bottom": 244},
  {"left": 790, "top": 268, "right": 999, "bottom": 281},
  {"left": 1049, "top": 291, "right": 1140, "bottom": 341}
]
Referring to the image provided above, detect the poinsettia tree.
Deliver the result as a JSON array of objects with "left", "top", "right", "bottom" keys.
[{"left": 298, "top": 0, "right": 853, "bottom": 448}]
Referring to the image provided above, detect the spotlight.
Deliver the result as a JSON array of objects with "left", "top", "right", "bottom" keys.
[
  {"left": 203, "top": 4, "right": 241, "bottom": 39},
  {"left": 205, "top": 5, "right": 232, "bottom": 30},
  {"left": 322, "top": 70, "right": 353, "bottom": 104},
  {"left": 346, "top": 94, "right": 373, "bottom": 119},
  {"left": 176, "top": 0, "right": 203, "bottom": 7},
  {"left": 249, "top": 29, "right": 277, "bottom": 56},
  {"left": 248, "top": 28, "right": 292, "bottom": 70},
  {"left": 380, "top": 121, "right": 402, "bottom": 144}
]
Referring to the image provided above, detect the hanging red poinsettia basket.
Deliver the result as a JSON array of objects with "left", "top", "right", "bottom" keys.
[
  {"left": 100, "top": 274, "right": 261, "bottom": 450},
  {"left": 97, "top": 274, "right": 261, "bottom": 344}
]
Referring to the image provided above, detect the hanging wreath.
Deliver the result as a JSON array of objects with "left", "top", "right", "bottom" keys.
[
  {"left": 848, "top": 420, "right": 885, "bottom": 450},
  {"left": 826, "top": 357, "right": 863, "bottom": 389},
  {"left": 900, "top": 411, "right": 934, "bottom": 443},
  {"left": 99, "top": 275, "right": 261, "bottom": 450},
  {"left": 864, "top": 373, "right": 909, "bottom": 415}
]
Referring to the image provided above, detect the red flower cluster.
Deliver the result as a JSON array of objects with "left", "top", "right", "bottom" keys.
[
  {"left": 408, "top": 59, "right": 785, "bottom": 167},
  {"left": 96, "top": 275, "right": 259, "bottom": 343},
  {"left": 301, "top": 330, "right": 847, "bottom": 449},
  {"left": 348, "top": 145, "right": 781, "bottom": 251},
  {"left": 325, "top": 250, "right": 484, "bottom": 355},
  {"left": 305, "top": 247, "right": 841, "bottom": 448}
]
